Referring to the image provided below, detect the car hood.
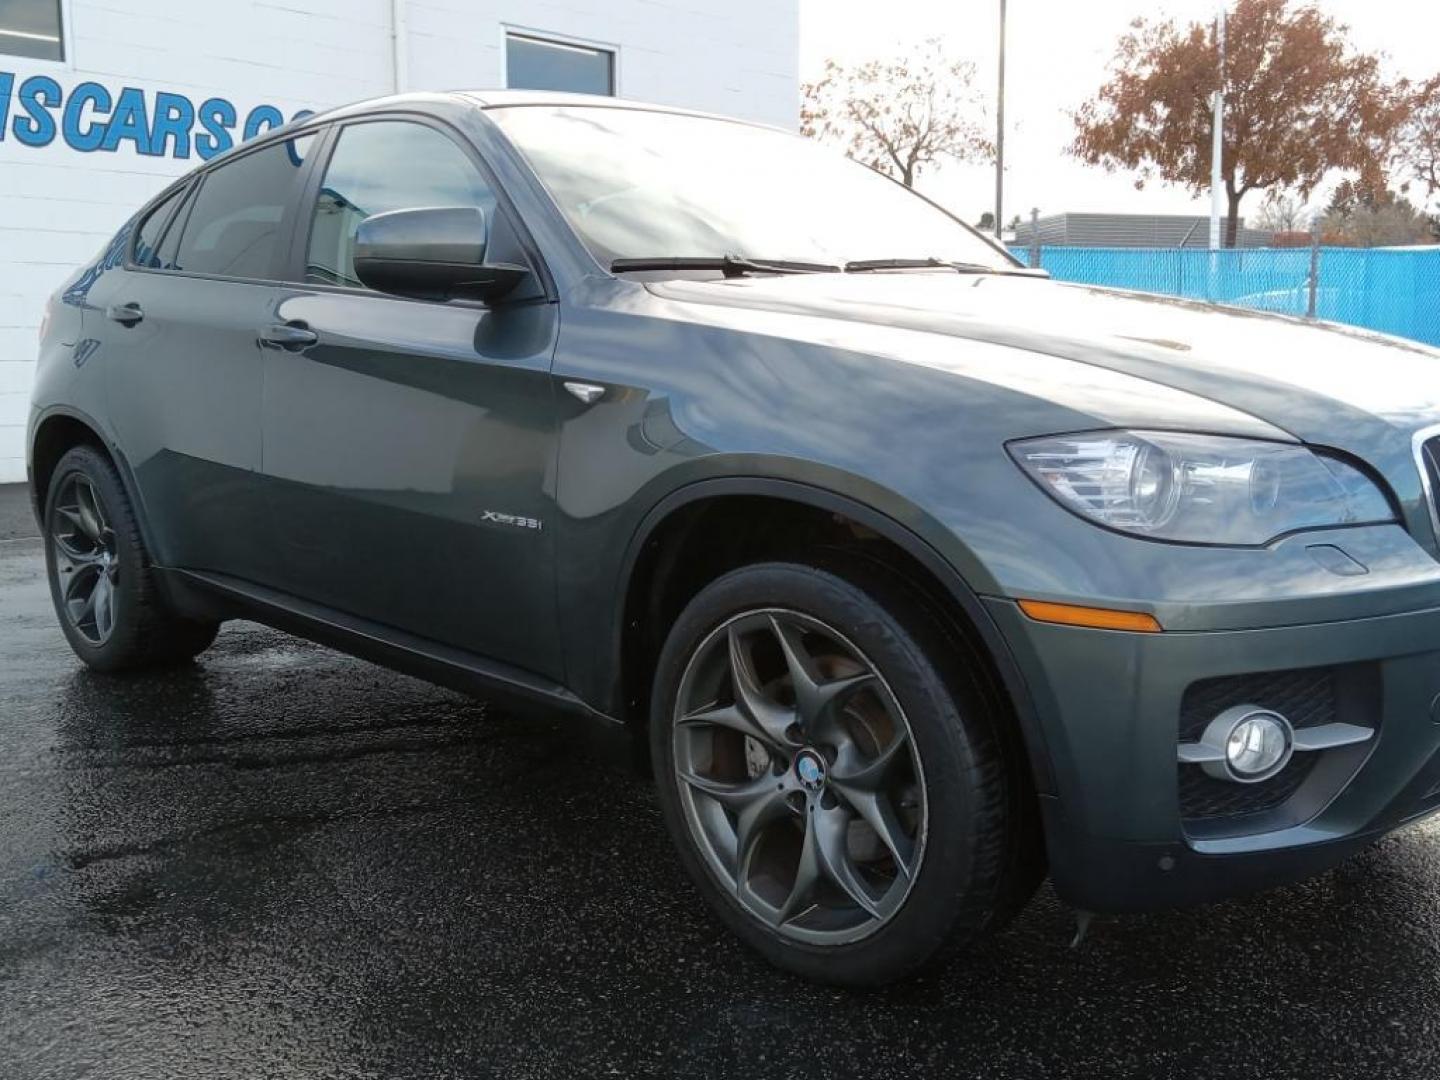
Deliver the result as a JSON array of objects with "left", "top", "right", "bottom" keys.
[{"left": 648, "top": 272, "right": 1440, "bottom": 472}]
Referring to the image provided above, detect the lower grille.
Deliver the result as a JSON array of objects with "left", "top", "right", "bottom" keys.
[
  {"left": 1177, "top": 667, "right": 1338, "bottom": 821},
  {"left": 1179, "top": 754, "right": 1319, "bottom": 820}
]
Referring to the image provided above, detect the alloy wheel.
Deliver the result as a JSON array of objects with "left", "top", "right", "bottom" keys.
[
  {"left": 672, "top": 608, "right": 928, "bottom": 945},
  {"left": 50, "top": 473, "right": 120, "bottom": 645}
]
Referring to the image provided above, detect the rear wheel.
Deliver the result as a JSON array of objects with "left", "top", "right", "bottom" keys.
[
  {"left": 44, "top": 445, "right": 219, "bottom": 672},
  {"left": 650, "top": 561, "right": 1037, "bottom": 986}
]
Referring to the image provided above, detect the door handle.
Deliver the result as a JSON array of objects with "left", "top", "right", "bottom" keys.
[
  {"left": 106, "top": 302, "right": 144, "bottom": 327},
  {"left": 259, "top": 322, "right": 318, "bottom": 351}
]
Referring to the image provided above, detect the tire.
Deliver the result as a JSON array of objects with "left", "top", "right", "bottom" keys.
[
  {"left": 650, "top": 560, "right": 1037, "bottom": 986},
  {"left": 43, "top": 444, "right": 219, "bottom": 672}
]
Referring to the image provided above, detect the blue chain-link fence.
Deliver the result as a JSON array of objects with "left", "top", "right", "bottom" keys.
[{"left": 1009, "top": 246, "right": 1440, "bottom": 348}]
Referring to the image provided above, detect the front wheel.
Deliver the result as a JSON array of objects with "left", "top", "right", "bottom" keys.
[
  {"left": 43, "top": 445, "right": 219, "bottom": 672},
  {"left": 650, "top": 561, "right": 1036, "bottom": 986}
]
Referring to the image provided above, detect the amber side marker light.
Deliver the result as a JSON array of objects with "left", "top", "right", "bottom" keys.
[{"left": 1017, "top": 600, "right": 1163, "bottom": 633}]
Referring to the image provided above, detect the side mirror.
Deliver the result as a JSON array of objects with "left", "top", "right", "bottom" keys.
[{"left": 353, "top": 206, "right": 528, "bottom": 303}]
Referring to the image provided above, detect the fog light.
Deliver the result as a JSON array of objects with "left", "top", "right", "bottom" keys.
[
  {"left": 1177, "top": 705, "right": 1296, "bottom": 783},
  {"left": 1225, "top": 711, "right": 1292, "bottom": 781}
]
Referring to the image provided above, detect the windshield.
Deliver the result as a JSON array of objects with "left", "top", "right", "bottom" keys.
[{"left": 487, "top": 105, "right": 1016, "bottom": 273}]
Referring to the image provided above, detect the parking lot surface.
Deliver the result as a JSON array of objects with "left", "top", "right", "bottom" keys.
[{"left": 3, "top": 483, "right": 1440, "bottom": 1079}]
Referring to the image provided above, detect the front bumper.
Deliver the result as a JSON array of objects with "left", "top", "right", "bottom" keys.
[{"left": 988, "top": 595, "right": 1440, "bottom": 913}]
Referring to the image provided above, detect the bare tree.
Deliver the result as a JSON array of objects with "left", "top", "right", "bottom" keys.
[
  {"left": 1398, "top": 75, "right": 1440, "bottom": 204},
  {"left": 1254, "top": 192, "right": 1309, "bottom": 233},
  {"left": 802, "top": 38, "right": 993, "bottom": 188}
]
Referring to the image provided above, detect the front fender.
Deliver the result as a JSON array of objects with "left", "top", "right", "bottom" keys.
[{"left": 553, "top": 454, "right": 1056, "bottom": 796}]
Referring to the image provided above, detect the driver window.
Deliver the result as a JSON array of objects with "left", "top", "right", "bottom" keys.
[{"left": 305, "top": 120, "right": 498, "bottom": 288}]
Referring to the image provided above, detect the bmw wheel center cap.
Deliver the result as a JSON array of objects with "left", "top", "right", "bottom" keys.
[{"left": 795, "top": 749, "right": 827, "bottom": 792}]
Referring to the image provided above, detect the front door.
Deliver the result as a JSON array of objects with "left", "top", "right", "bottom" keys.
[{"left": 259, "top": 118, "right": 563, "bottom": 678}]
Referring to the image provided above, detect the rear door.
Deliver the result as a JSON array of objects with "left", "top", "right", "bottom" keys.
[
  {"left": 258, "top": 116, "right": 564, "bottom": 677},
  {"left": 90, "top": 130, "right": 318, "bottom": 581}
]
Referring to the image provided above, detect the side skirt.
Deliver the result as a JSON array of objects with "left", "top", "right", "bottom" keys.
[{"left": 161, "top": 567, "right": 624, "bottom": 734}]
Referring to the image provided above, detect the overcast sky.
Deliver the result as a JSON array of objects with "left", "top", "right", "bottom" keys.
[{"left": 799, "top": 0, "right": 1440, "bottom": 226}]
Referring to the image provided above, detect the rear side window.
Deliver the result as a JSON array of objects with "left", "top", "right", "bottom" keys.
[
  {"left": 173, "top": 133, "right": 314, "bottom": 280},
  {"left": 304, "top": 121, "right": 497, "bottom": 288},
  {"left": 132, "top": 187, "right": 186, "bottom": 270}
]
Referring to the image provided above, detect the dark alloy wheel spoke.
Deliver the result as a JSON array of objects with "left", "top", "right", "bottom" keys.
[
  {"left": 92, "top": 575, "right": 116, "bottom": 639},
  {"left": 830, "top": 783, "right": 916, "bottom": 878},
  {"left": 769, "top": 615, "right": 876, "bottom": 745},
  {"left": 673, "top": 607, "right": 928, "bottom": 946},
  {"left": 677, "top": 700, "right": 788, "bottom": 752},
  {"left": 55, "top": 505, "right": 90, "bottom": 540},
  {"left": 774, "top": 812, "right": 824, "bottom": 925},
  {"left": 676, "top": 766, "right": 774, "bottom": 809},
  {"left": 726, "top": 623, "right": 802, "bottom": 749},
  {"left": 61, "top": 562, "right": 99, "bottom": 603},
  {"left": 64, "top": 565, "right": 100, "bottom": 623},
  {"left": 811, "top": 805, "right": 885, "bottom": 917},
  {"left": 734, "top": 786, "right": 798, "bottom": 882},
  {"left": 74, "top": 481, "right": 106, "bottom": 542},
  {"left": 832, "top": 731, "right": 910, "bottom": 791},
  {"left": 679, "top": 761, "right": 800, "bottom": 879},
  {"left": 54, "top": 538, "right": 101, "bottom": 570},
  {"left": 50, "top": 476, "right": 119, "bottom": 646}
]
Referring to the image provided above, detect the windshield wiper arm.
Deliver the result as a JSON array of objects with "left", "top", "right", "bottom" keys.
[
  {"left": 844, "top": 257, "right": 1005, "bottom": 274},
  {"left": 611, "top": 254, "right": 841, "bottom": 278}
]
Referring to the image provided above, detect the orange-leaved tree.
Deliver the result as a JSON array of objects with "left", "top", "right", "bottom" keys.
[
  {"left": 1071, "top": 0, "right": 1405, "bottom": 247},
  {"left": 802, "top": 38, "right": 992, "bottom": 188}
]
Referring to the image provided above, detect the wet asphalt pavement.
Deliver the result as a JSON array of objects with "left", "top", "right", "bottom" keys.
[{"left": 5, "top": 483, "right": 1440, "bottom": 1079}]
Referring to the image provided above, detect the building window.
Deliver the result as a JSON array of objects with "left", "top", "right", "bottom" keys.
[
  {"left": 0, "top": 0, "right": 64, "bottom": 62},
  {"left": 505, "top": 32, "right": 614, "bottom": 96}
]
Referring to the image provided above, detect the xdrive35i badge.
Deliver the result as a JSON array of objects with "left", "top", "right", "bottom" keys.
[{"left": 480, "top": 510, "right": 543, "bottom": 531}]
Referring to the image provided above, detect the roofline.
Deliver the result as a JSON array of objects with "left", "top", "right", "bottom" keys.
[
  {"left": 196, "top": 91, "right": 795, "bottom": 170},
  {"left": 458, "top": 90, "right": 792, "bottom": 134},
  {"left": 124, "top": 87, "right": 802, "bottom": 216},
  {"left": 191, "top": 91, "right": 467, "bottom": 166}
]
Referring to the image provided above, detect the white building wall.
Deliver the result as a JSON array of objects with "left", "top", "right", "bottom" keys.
[{"left": 0, "top": 0, "right": 799, "bottom": 482}]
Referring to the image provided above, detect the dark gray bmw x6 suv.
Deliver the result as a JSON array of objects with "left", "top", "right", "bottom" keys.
[{"left": 28, "top": 90, "right": 1440, "bottom": 985}]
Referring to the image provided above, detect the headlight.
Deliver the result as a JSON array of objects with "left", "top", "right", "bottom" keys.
[{"left": 1009, "top": 431, "right": 1394, "bottom": 545}]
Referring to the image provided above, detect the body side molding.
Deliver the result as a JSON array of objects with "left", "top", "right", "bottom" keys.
[{"left": 166, "top": 568, "right": 622, "bottom": 728}]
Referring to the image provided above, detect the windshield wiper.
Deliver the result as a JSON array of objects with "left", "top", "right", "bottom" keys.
[
  {"left": 611, "top": 255, "right": 841, "bottom": 278},
  {"left": 844, "top": 257, "right": 1006, "bottom": 274}
]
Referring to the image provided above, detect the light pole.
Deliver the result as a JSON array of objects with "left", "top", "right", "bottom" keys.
[
  {"left": 994, "top": 0, "right": 1006, "bottom": 238},
  {"left": 1208, "top": 6, "right": 1226, "bottom": 250}
]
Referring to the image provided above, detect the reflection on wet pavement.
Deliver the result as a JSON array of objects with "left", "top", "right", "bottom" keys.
[{"left": 3, "top": 533, "right": 1439, "bottom": 1080}]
